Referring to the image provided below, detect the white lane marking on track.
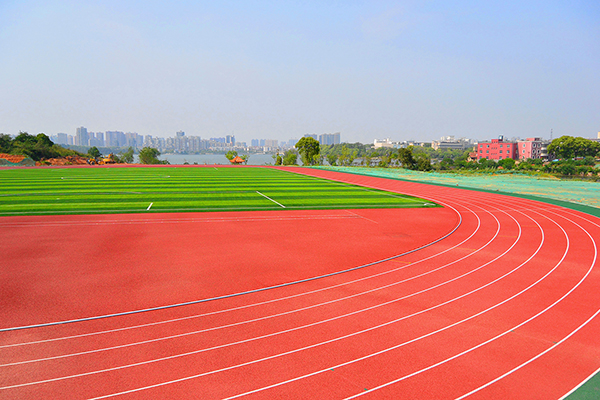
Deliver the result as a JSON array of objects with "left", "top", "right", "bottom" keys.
[
  {"left": 343, "top": 209, "right": 589, "bottom": 399},
  {"left": 560, "top": 365, "right": 600, "bottom": 400},
  {"left": 452, "top": 209, "right": 599, "bottom": 400},
  {"left": 256, "top": 191, "right": 285, "bottom": 208},
  {"left": 146, "top": 203, "right": 153, "bottom": 211}
]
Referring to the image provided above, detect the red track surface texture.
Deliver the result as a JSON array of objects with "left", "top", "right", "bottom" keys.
[{"left": 1, "top": 167, "right": 599, "bottom": 399}]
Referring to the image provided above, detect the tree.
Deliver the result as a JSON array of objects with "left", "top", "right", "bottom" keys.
[
  {"left": 282, "top": 149, "right": 298, "bottom": 165},
  {"left": 498, "top": 158, "right": 515, "bottom": 170},
  {"left": 547, "top": 136, "right": 600, "bottom": 159},
  {"left": 240, "top": 154, "right": 249, "bottom": 165},
  {"left": 275, "top": 154, "right": 283, "bottom": 165},
  {"left": 138, "top": 147, "right": 167, "bottom": 164},
  {"left": 225, "top": 150, "right": 238, "bottom": 161},
  {"left": 0, "top": 133, "right": 11, "bottom": 153},
  {"left": 295, "top": 137, "right": 320, "bottom": 166},
  {"left": 119, "top": 147, "right": 135, "bottom": 163},
  {"left": 415, "top": 153, "right": 432, "bottom": 171},
  {"left": 88, "top": 146, "right": 101, "bottom": 159},
  {"left": 326, "top": 152, "right": 338, "bottom": 166},
  {"left": 398, "top": 146, "right": 417, "bottom": 170}
]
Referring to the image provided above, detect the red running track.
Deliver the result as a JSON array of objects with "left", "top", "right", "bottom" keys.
[{"left": 0, "top": 167, "right": 598, "bottom": 399}]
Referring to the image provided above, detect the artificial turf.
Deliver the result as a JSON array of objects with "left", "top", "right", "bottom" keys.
[{"left": 0, "top": 166, "right": 438, "bottom": 216}]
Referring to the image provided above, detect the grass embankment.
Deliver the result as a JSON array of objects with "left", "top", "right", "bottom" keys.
[{"left": 0, "top": 166, "right": 437, "bottom": 216}]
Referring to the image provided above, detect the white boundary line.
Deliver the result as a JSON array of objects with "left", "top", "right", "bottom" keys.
[{"left": 256, "top": 191, "right": 285, "bottom": 208}]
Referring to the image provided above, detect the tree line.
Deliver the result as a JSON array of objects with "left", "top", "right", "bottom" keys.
[{"left": 0, "top": 132, "right": 83, "bottom": 161}]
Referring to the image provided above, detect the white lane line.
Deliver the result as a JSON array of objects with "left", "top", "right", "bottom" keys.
[
  {"left": 256, "top": 191, "right": 285, "bottom": 208},
  {"left": 344, "top": 208, "right": 586, "bottom": 399},
  {"left": 560, "top": 365, "right": 600, "bottom": 400},
  {"left": 146, "top": 203, "right": 153, "bottom": 211},
  {"left": 453, "top": 208, "right": 599, "bottom": 399}
]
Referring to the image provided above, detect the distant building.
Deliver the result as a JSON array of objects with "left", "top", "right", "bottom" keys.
[
  {"left": 318, "top": 132, "right": 341, "bottom": 145},
  {"left": 263, "top": 139, "right": 278, "bottom": 148},
  {"left": 476, "top": 136, "right": 517, "bottom": 161},
  {"left": 516, "top": 137, "right": 549, "bottom": 160},
  {"left": 432, "top": 136, "right": 472, "bottom": 150},
  {"left": 75, "top": 126, "right": 89, "bottom": 146},
  {"left": 304, "top": 134, "right": 318, "bottom": 140},
  {"left": 55, "top": 133, "right": 68, "bottom": 145},
  {"left": 373, "top": 138, "right": 401, "bottom": 148},
  {"left": 106, "top": 131, "right": 126, "bottom": 147}
]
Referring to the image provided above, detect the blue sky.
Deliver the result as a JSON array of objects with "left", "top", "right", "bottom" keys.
[{"left": 1, "top": 0, "right": 598, "bottom": 144}]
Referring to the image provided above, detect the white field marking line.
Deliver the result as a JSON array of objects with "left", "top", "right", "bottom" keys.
[
  {"left": 343, "top": 208, "right": 586, "bottom": 399},
  {"left": 0, "top": 203, "right": 489, "bottom": 366},
  {"left": 454, "top": 208, "right": 599, "bottom": 400},
  {"left": 146, "top": 202, "right": 153, "bottom": 211},
  {"left": 0, "top": 199, "right": 463, "bottom": 334},
  {"left": 0, "top": 201, "right": 512, "bottom": 391},
  {"left": 0, "top": 201, "right": 466, "bottom": 349},
  {"left": 81, "top": 204, "right": 542, "bottom": 400},
  {"left": 256, "top": 191, "right": 285, "bottom": 208},
  {"left": 220, "top": 200, "right": 551, "bottom": 399}
]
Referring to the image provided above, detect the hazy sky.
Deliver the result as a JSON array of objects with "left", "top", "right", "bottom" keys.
[{"left": 1, "top": 1, "right": 598, "bottom": 144}]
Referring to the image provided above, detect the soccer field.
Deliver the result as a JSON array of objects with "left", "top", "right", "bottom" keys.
[{"left": 0, "top": 166, "right": 438, "bottom": 216}]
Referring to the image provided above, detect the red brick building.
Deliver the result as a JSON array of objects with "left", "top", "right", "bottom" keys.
[{"left": 476, "top": 137, "right": 517, "bottom": 161}]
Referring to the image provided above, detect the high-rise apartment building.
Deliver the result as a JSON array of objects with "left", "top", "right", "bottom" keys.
[
  {"left": 75, "top": 126, "right": 89, "bottom": 146},
  {"left": 318, "top": 132, "right": 341, "bottom": 145}
]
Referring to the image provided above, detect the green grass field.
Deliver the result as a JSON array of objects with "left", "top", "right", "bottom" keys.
[{"left": 0, "top": 166, "right": 438, "bottom": 216}]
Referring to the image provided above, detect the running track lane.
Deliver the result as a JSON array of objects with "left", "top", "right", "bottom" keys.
[{"left": 0, "top": 167, "right": 598, "bottom": 399}]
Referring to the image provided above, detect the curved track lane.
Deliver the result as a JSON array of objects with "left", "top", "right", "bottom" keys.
[{"left": 0, "top": 167, "right": 598, "bottom": 399}]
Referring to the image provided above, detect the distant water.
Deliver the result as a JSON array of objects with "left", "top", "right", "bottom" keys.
[{"left": 150, "top": 153, "right": 277, "bottom": 165}]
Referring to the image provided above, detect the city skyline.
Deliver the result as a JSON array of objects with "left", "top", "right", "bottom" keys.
[{"left": 1, "top": 1, "right": 598, "bottom": 144}]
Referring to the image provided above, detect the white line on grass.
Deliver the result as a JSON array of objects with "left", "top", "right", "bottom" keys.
[
  {"left": 256, "top": 191, "right": 285, "bottom": 208},
  {"left": 146, "top": 203, "right": 153, "bottom": 211}
]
